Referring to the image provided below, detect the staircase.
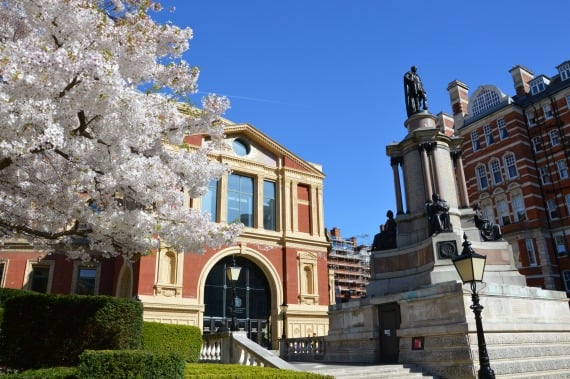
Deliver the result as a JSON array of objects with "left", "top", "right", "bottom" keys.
[{"left": 289, "top": 362, "right": 439, "bottom": 378}]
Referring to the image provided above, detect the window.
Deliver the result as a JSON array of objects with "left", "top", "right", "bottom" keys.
[
  {"left": 227, "top": 174, "right": 254, "bottom": 227},
  {"left": 555, "top": 235, "right": 567, "bottom": 256},
  {"left": 483, "top": 204, "right": 495, "bottom": 222},
  {"left": 543, "top": 104, "right": 554, "bottom": 120},
  {"left": 470, "top": 87, "right": 502, "bottom": 116},
  {"left": 567, "top": 95, "right": 570, "bottom": 110},
  {"left": 525, "top": 239, "right": 537, "bottom": 266},
  {"left": 511, "top": 193, "right": 526, "bottom": 222},
  {"left": 539, "top": 167, "right": 551, "bottom": 184},
  {"left": 490, "top": 159, "right": 503, "bottom": 185},
  {"left": 476, "top": 165, "right": 489, "bottom": 190},
  {"left": 559, "top": 62, "right": 570, "bottom": 81},
  {"left": 76, "top": 267, "right": 97, "bottom": 295},
  {"left": 30, "top": 264, "right": 51, "bottom": 293},
  {"left": 526, "top": 110, "right": 536, "bottom": 127},
  {"left": 232, "top": 138, "right": 250, "bottom": 156},
  {"left": 550, "top": 130, "right": 560, "bottom": 146},
  {"left": 497, "top": 118, "right": 508, "bottom": 139},
  {"left": 504, "top": 153, "right": 518, "bottom": 179},
  {"left": 497, "top": 199, "right": 510, "bottom": 226},
  {"left": 564, "top": 271, "right": 570, "bottom": 292},
  {"left": 483, "top": 125, "right": 494, "bottom": 146},
  {"left": 263, "top": 180, "right": 276, "bottom": 230},
  {"left": 547, "top": 198, "right": 559, "bottom": 219},
  {"left": 566, "top": 194, "right": 570, "bottom": 215},
  {"left": 557, "top": 160, "right": 569, "bottom": 179},
  {"left": 471, "top": 131, "right": 481, "bottom": 152},
  {"left": 532, "top": 137, "right": 542, "bottom": 152},
  {"left": 201, "top": 180, "right": 219, "bottom": 221},
  {"left": 529, "top": 76, "right": 550, "bottom": 95},
  {"left": 0, "top": 261, "right": 4, "bottom": 287}
]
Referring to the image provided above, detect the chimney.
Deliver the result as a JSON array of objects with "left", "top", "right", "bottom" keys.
[
  {"left": 509, "top": 65, "right": 534, "bottom": 97},
  {"left": 447, "top": 80, "right": 469, "bottom": 129},
  {"left": 330, "top": 227, "right": 341, "bottom": 239},
  {"left": 351, "top": 237, "right": 357, "bottom": 247}
]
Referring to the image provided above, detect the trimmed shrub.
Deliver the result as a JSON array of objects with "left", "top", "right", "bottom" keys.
[
  {"left": 76, "top": 349, "right": 184, "bottom": 379},
  {"left": 183, "top": 364, "right": 333, "bottom": 379},
  {"left": 142, "top": 321, "right": 202, "bottom": 362},
  {"left": 0, "top": 294, "right": 143, "bottom": 370},
  {"left": 2, "top": 367, "right": 78, "bottom": 379},
  {"left": 0, "top": 288, "right": 32, "bottom": 307}
]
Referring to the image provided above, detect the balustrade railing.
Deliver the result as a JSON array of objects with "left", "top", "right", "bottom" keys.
[
  {"left": 200, "top": 331, "right": 298, "bottom": 371},
  {"left": 280, "top": 336, "right": 326, "bottom": 362}
]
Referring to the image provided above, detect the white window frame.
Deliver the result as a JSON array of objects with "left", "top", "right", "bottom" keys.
[
  {"left": 559, "top": 62, "right": 570, "bottom": 81},
  {"left": 504, "top": 153, "right": 518, "bottom": 179},
  {"left": 477, "top": 165, "right": 489, "bottom": 190},
  {"left": 525, "top": 239, "right": 537, "bottom": 266},
  {"left": 547, "top": 198, "right": 559, "bottom": 219},
  {"left": 471, "top": 130, "right": 481, "bottom": 152},
  {"left": 497, "top": 118, "right": 508, "bottom": 139},
  {"left": 550, "top": 130, "right": 560, "bottom": 146},
  {"left": 23, "top": 259, "right": 55, "bottom": 294},
  {"left": 483, "top": 125, "right": 494, "bottom": 146},
  {"left": 557, "top": 160, "right": 569, "bottom": 179},
  {"left": 526, "top": 110, "right": 536, "bottom": 127},
  {"left": 554, "top": 234, "right": 567, "bottom": 256},
  {"left": 543, "top": 103, "right": 554, "bottom": 120},
  {"left": 532, "top": 137, "right": 542, "bottom": 152},
  {"left": 566, "top": 95, "right": 570, "bottom": 110},
  {"left": 490, "top": 159, "right": 503, "bottom": 185},
  {"left": 511, "top": 193, "right": 526, "bottom": 222},
  {"left": 539, "top": 166, "right": 551, "bottom": 184},
  {"left": 566, "top": 194, "right": 570, "bottom": 215},
  {"left": 497, "top": 199, "right": 510, "bottom": 226}
]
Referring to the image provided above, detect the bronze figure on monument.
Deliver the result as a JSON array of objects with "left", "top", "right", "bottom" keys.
[{"left": 403, "top": 65, "right": 428, "bottom": 117}]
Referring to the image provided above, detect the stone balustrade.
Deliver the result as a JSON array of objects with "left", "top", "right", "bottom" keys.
[
  {"left": 281, "top": 336, "right": 326, "bottom": 362},
  {"left": 200, "top": 331, "right": 298, "bottom": 371}
]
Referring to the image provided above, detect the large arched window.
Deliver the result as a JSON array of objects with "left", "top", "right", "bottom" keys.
[{"left": 469, "top": 86, "right": 504, "bottom": 117}]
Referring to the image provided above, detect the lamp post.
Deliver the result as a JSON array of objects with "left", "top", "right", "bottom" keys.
[
  {"left": 225, "top": 257, "right": 242, "bottom": 332},
  {"left": 452, "top": 234, "right": 495, "bottom": 379},
  {"left": 281, "top": 303, "right": 288, "bottom": 339}
]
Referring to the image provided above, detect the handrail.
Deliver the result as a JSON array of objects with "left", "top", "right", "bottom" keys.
[{"left": 200, "top": 331, "right": 298, "bottom": 370}]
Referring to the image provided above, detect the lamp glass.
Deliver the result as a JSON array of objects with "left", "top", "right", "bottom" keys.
[
  {"left": 226, "top": 265, "right": 241, "bottom": 282},
  {"left": 453, "top": 253, "right": 486, "bottom": 283}
]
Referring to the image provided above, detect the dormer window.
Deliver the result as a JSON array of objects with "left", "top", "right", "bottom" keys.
[
  {"left": 469, "top": 86, "right": 504, "bottom": 117},
  {"left": 529, "top": 75, "right": 550, "bottom": 95},
  {"left": 558, "top": 61, "right": 570, "bottom": 81}
]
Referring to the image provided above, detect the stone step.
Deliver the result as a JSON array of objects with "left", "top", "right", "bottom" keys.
[{"left": 289, "top": 362, "right": 438, "bottom": 378}]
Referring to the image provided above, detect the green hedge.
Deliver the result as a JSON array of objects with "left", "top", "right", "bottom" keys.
[
  {"left": 2, "top": 367, "right": 78, "bottom": 379},
  {"left": 183, "top": 364, "right": 333, "bottom": 379},
  {"left": 0, "top": 294, "right": 143, "bottom": 370},
  {"left": 143, "top": 321, "right": 202, "bottom": 363},
  {"left": 76, "top": 349, "right": 184, "bottom": 379},
  {"left": 0, "top": 288, "right": 32, "bottom": 307}
]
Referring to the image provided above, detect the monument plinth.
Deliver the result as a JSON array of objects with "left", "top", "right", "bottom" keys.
[{"left": 324, "top": 66, "right": 570, "bottom": 378}]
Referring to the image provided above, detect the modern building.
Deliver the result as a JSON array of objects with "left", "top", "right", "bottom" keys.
[
  {"left": 326, "top": 227, "right": 370, "bottom": 301},
  {"left": 446, "top": 59, "right": 570, "bottom": 294},
  {"left": 0, "top": 120, "right": 332, "bottom": 348}
]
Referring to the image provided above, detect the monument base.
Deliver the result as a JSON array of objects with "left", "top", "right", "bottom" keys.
[{"left": 325, "top": 281, "right": 570, "bottom": 378}]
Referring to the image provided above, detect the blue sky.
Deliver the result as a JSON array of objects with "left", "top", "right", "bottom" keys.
[{"left": 154, "top": 1, "right": 569, "bottom": 244}]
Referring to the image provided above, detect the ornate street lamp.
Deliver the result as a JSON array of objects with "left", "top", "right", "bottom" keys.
[
  {"left": 225, "top": 256, "right": 242, "bottom": 332},
  {"left": 280, "top": 303, "right": 288, "bottom": 339},
  {"left": 452, "top": 234, "right": 495, "bottom": 379}
]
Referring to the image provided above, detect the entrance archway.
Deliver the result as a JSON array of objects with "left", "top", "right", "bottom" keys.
[{"left": 203, "top": 255, "right": 271, "bottom": 347}]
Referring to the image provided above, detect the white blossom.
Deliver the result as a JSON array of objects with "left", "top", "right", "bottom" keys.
[{"left": 0, "top": 0, "right": 242, "bottom": 259}]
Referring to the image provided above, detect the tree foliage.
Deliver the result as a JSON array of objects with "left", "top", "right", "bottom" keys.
[{"left": 0, "top": 0, "right": 242, "bottom": 260}]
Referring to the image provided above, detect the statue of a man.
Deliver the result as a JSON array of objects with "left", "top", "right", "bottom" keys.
[
  {"left": 404, "top": 66, "right": 428, "bottom": 117},
  {"left": 472, "top": 202, "right": 502, "bottom": 241},
  {"left": 371, "top": 210, "right": 397, "bottom": 251},
  {"left": 426, "top": 193, "right": 452, "bottom": 235}
]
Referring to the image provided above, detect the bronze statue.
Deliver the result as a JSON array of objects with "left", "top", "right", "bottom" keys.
[
  {"left": 404, "top": 65, "right": 428, "bottom": 117},
  {"left": 472, "top": 202, "right": 502, "bottom": 241},
  {"left": 371, "top": 210, "right": 397, "bottom": 251},
  {"left": 425, "top": 193, "right": 452, "bottom": 235}
]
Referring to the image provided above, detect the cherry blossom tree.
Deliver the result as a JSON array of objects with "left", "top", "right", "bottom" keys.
[{"left": 0, "top": 0, "right": 242, "bottom": 261}]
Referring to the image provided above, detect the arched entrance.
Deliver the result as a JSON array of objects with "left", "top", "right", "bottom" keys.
[{"left": 203, "top": 255, "right": 271, "bottom": 347}]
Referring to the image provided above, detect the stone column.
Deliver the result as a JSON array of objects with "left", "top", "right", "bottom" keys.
[
  {"left": 391, "top": 157, "right": 404, "bottom": 214},
  {"left": 427, "top": 142, "right": 443, "bottom": 197},
  {"left": 452, "top": 151, "right": 469, "bottom": 208},
  {"left": 419, "top": 143, "right": 433, "bottom": 201}
]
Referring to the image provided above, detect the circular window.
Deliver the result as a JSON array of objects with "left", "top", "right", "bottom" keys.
[{"left": 232, "top": 138, "right": 250, "bottom": 156}]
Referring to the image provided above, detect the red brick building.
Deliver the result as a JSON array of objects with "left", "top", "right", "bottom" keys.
[
  {"left": 0, "top": 121, "right": 331, "bottom": 348},
  {"left": 447, "top": 60, "right": 570, "bottom": 293}
]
